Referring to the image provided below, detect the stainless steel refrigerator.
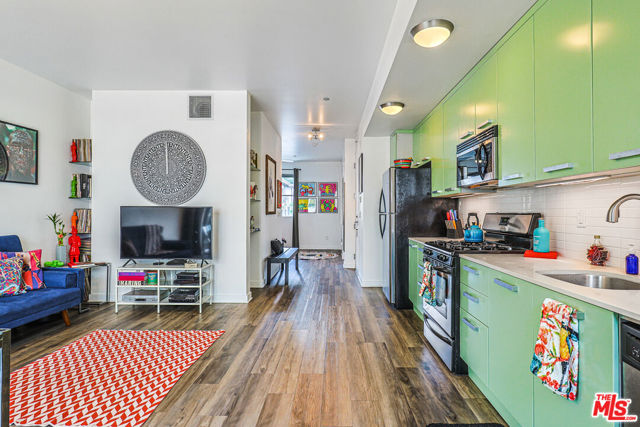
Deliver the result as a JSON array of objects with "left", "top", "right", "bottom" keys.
[{"left": 379, "top": 166, "right": 456, "bottom": 309}]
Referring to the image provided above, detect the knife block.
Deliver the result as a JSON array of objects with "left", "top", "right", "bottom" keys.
[{"left": 445, "top": 220, "right": 464, "bottom": 238}]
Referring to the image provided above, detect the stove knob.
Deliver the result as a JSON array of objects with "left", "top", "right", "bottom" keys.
[
  {"left": 425, "top": 249, "right": 433, "bottom": 256},
  {"left": 437, "top": 254, "right": 448, "bottom": 262}
]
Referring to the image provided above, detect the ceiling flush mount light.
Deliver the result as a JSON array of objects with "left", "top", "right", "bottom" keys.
[
  {"left": 307, "top": 127, "right": 324, "bottom": 146},
  {"left": 379, "top": 101, "right": 405, "bottom": 116},
  {"left": 410, "top": 19, "right": 454, "bottom": 48}
]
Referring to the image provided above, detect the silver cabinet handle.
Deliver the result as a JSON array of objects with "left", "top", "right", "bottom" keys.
[
  {"left": 609, "top": 148, "right": 640, "bottom": 160},
  {"left": 463, "top": 291, "right": 479, "bottom": 304},
  {"left": 463, "top": 265, "right": 479, "bottom": 276},
  {"left": 459, "top": 130, "right": 474, "bottom": 140},
  {"left": 462, "top": 317, "right": 479, "bottom": 332},
  {"left": 432, "top": 190, "right": 442, "bottom": 194},
  {"left": 417, "top": 264, "right": 425, "bottom": 271},
  {"left": 543, "top": 163, "right": 574, "bottom": 173},
  {"left": 494, "top": 278, "right": 518, "bottom": 292},
  {"left": 445, "top": 187, "right": 455, "bottom": 192},
  {"left": 410, "top": 244, "right": 419, "bottom": 249},
  {"left": 502, "top": 173, "right": 523, "bottom": 181},
  {"left": 477, "top": 119, "right": 495, "bottom": 130}
]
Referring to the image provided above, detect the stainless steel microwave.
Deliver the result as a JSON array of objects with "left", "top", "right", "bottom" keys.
[{"left": 456, "top": 125, "right": 498, "bottom": 187}]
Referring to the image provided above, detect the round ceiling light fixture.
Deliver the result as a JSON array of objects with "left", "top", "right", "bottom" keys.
[
  {"left": 410, "top": 19, "right": 454, "bottom": 48},
  {"left": 379, "top": 101, "right": 405, "bottom": 116}
]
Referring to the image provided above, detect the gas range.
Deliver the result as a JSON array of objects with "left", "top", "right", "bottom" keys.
[{"left": 420, "top": 212, "right": 541, "bottom": 374}]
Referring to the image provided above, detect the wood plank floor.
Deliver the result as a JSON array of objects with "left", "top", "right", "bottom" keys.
[{"left": 10, "top": 257, "right": 505, "bottom": 426}]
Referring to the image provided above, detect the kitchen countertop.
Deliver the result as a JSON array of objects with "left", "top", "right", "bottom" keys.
[
  {"left": 461, "top": 253, "right": 640, "bottom": 322},
  {"left": 408, "top": 236, "right": 460, "bottom": 244}
]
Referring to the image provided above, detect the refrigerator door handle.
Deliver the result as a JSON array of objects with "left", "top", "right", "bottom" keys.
[
  {"left": 378, "top": 189, "right": 386, "bottom": 214},
  {"left": 379, "top": 213, "right": 387, "bottom": 238}
]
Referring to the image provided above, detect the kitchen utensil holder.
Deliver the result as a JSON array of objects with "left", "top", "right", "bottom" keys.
[{"left": 445, "top": 220, "right": 464, "bottom": 238}]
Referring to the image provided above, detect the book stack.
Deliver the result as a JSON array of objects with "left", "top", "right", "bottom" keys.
[
  {"left": 118, "top": 271, "right": 146, "bottom": 286},
  {"left": 74, "top": 209, "right": 92, "bottom": 233},
  {"left": 71, "top": 174, "right": 92, "bottom": 198},
  {"left": 79, "top": 237, "right": 91, "bottom": 262},
  {"left": 72, "top": 139, "right": 92, "bottom": 162}
]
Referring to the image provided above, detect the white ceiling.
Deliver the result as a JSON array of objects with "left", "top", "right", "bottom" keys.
[
  {"left": 0, "top": 0, "right": 396, "bottom": 162},
  {"left": 364, "top": 0, "right": 537, "bottom": 137}
]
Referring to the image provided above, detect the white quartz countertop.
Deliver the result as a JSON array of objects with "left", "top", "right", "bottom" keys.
[
  {"left": 408, "top": 236, "right": 460, "bottom": 244},
  {"left": 460, "top": 253, "right": 640, "bottom": 322}
]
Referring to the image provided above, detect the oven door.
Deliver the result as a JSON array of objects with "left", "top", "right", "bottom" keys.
[
  {"left": 422, "top": 267, "right": 453, "bottom": 338},
  {"left": 457, "top": 139, "right": 496, "bottom": 187}
]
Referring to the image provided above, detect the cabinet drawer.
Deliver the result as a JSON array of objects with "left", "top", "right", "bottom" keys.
[
  {"left": 460, "top": 283, "right": 488, "bottom": 324},
  {"left": 460, "top": 309, "right": 489, "bottom": 385},
  {"left": 459, "top": 259, "right": 487, "bottom": 295}
]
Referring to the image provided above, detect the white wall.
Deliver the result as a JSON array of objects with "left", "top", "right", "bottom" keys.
[
  {"left": 459, "top": 175, "right": 640, "bottom": 268},
  {"left": 343, "top": 139, "right": 357, "bottom": 268},
  {"left": 0, "top": 59, "right": 90, "bottom": 259},
  {"left": 355, "top": 136, "right": 390, "bottom": 287},
  {"left": 292, "top": 161, "right": 343, "bottom": 250},
  {"left": 91, "top": 90, "right": 250, "bottom": 303},
  {"left": 249, "top": 111, "right": 290, "bottom": 287}
]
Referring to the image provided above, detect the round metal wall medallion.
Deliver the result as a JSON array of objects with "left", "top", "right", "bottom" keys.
[{"left": 130, "top": 130, "right": 206, "bottom": 205}]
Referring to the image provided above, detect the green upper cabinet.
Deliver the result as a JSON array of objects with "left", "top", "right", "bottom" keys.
[
  {"left": 413, "top": 123, "right": 428, "bottom": 165},
  {"left": 534, "top": 0, "right": 592, "bottom": 180},
  {"left": 471, "top": 55, "right": 498, "bottom": 132},
  {"left": 531, "top": 286, "right": 618, "bottom": 426},
  {"left": 498, "top": 19, "right": 535, "bottom": 186},
  {"left": 442, "top": 87, "right": 465, "bottom": 195},
  {"left": 593, "top": 0, "right": 640, "bottom": 171},
  {"left": 425, "top": 105, "right": 445, "bottom": 193}
]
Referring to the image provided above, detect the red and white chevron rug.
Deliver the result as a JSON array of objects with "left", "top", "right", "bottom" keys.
[{"left": 10, "top": 329, "right": 224, "bottom": 427}]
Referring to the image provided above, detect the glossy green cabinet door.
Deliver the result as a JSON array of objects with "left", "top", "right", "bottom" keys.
[
  {"left": 488, "top": 273, "right": 536, "bottom": 427},
  {"left": 498, "top": 19, "right": 535, "bottom": 186},
  {"left": 593, "top": 0, "right": 640, "bottom": 171},
  {"left": 531, "top": 286, "right": 618, "bottom": 426},
  {"left": 534, "top": 0, "right": 592, "bottom": 180},
  {"left": 425, "top": 105, "right": 445, "bottom": 193},
  {"left": 442, "top": 88, "right": 463, "bottom": 195},
  {"left": 408, "top": 243, "right": 418, "bottom": 317},
  {"left": 412, "top": 123, "right": 427, "bottom": 164},
  {"left": 472, "top": 55, "right": 498, "bottom": 132}
]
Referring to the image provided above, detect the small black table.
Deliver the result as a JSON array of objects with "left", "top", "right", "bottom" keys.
[{"left": 266, "top": 248, "right": 299, "bottom": 286}]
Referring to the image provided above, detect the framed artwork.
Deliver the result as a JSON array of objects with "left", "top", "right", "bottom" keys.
[
  {"left": 298, "top": 198, "right": 317, "bottom": 213},
  {"left": 358, "top": 153, "right": 363, "bottom": 194},
  {"left": 318, "top": 182, "right": 337, "bottom": 197},
  {"left": 319, "top": 198, "right": 338, "bottom": 213},
  {"left": 0, "top": 119, "right": 38, "bottom": 185},
  {"left": 265, "top": 154, "right": 277, "bottom": 215},
  {"left": 277, "top": 179, "right": 282, "bottom": 209},
  {"left": 298, "top": 182, "right": 316, "bottom": 197}
]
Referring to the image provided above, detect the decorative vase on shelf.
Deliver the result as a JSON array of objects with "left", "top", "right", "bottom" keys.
[{"left": 55, "top": 244, "right": 68, "bottom": 263}]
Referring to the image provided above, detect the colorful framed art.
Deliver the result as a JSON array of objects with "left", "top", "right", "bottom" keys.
[
  {"left": 319, "top": 198, "right": 338, "bottom": 213},
  {"left": 318, "top": 182, "right": 337, "bottom": 197},
  {"left": 298, "top": 198, "right": 317, "bottom": 213},
  {"left": 265, "top": 155, "right": 277, "bottom": 215},
  {"left": 0, "top": 120, "right": 38, "bottom": 185},
  {"left": 298, "top": 182, "right": 316, "bottom": 197}
]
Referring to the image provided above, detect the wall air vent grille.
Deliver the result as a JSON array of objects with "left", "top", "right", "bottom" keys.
[{"left": 189, "top": 96, "right": 212, "bottom": 119}]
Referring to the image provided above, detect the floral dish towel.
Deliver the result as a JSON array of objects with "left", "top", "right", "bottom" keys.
[{"left": 530, "top": 298, "right": 579, "bottom": 401}]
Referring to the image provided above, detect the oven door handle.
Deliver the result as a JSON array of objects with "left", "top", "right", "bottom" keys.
[{"left": 424, "top": 314, "right": 452, "bottom": 345}]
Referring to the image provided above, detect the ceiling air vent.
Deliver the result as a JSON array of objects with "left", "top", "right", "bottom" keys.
[{"left": 189, "top": 95, "right": 212, "bottom": 119}]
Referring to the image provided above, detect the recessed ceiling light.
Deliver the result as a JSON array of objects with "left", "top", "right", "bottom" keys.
[
  {"left": 410, "top": 19, "right": 454, "bottom": 48},
  {"left": 379, "top": 101, "right": 405, "bottom": 116},
  {"left": 323, "top": 97, "right": 330, "bottom": 101}
]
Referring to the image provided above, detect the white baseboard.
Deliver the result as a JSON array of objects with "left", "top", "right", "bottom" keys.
[
  {"left": 250, "top": 279, "right": 265, "bottom": 288},
  {"left": 212, "top": 291, "right": 252, "bottom": 303},
  {"left": 359, "top": 280, "right": 383, "bottom": 288}
]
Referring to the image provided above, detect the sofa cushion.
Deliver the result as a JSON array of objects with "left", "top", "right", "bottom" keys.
[
  {"left": 1, "top": 249, "right": 45, "bottom": 290},
  {"left": 0, "top": 256, "right": 26, "bottom": 296},
  {"left": 0, "top": 235, "right": 23, "bottom": 252},
  {"left": 0, "top": 287, "right": 80, "bottom": 324}
]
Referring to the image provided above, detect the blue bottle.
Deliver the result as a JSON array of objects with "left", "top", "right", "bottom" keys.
[
  {"left": 627, "top": 245, "right": 639, "bottom": 275},
  {"left": 533, "top": 219, "right": 550, "bottom": 253}
]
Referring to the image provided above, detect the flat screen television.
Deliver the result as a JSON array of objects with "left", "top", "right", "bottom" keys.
[{"left": 120, "top": 206, "right": 213, "bottom": 260}]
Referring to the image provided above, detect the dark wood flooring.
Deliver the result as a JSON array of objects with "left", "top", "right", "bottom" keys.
[{"left": 10, "top": 257, "right": 504, "bottom": 426}]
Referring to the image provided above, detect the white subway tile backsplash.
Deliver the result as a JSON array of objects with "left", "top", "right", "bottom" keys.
[{"left": 459, "top": 175, "right": 640, "bottom": 268}]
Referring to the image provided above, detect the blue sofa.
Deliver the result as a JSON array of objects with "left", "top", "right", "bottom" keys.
[{"left": 0, "top": 235, "right": 84, "bottom": 329}]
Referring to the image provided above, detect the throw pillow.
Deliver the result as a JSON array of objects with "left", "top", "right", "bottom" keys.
[
  {"left": 0, "top": 256, "right": 26, "bottom": 297},
  {"left": 0, "top": 249, "right": 45, "bottom": 290}
]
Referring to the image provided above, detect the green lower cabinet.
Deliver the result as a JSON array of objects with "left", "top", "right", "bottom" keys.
[
  {"left": 408, "top": 243, "right": 418, "bottom": 318},
  {"left": 488, "top": 272, "right": 537, "bottom": 427},
  {"left": 460, "top": 309, "right": 489, "bottom": 386},
  {"left": 531, "top": 286, "right": 619, "bottom": 426}
]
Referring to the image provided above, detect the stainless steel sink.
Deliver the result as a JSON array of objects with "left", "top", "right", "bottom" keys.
[{"left": 540, "top": 271, "right": 640, "bottom": 290}]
